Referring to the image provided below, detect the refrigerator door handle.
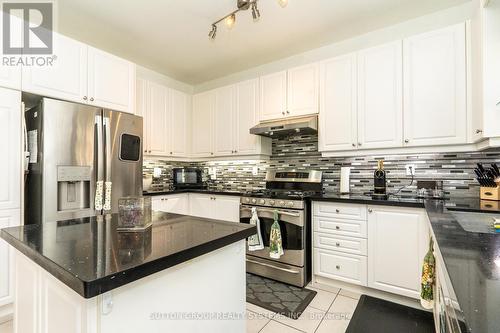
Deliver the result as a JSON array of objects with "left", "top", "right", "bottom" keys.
[
  {"left": 103, "top": 116, "right": 112, "bottom": 211},
  {"left": 95, "top": 114, "right": 104, "bottom": 211}
]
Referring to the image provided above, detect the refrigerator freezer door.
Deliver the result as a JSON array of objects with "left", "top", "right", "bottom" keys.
[
  {"left": 39, "top": 98, "right": 101, "bottom": 223},
  {"left": 103, "top": 109, "right": 143, "bottom": 214}
]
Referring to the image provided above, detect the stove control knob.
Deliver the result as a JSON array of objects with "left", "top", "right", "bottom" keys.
[
  {"left": 251, "top": 198, "right": 257, "bottom": 204},
  {"left": 259, "top": 199, "right": 265, "bottom": 205},
  {"left": 278, "top": 200, "right": 285, "bottom": 206},
  {"left": 269, "top": 200, "right": 275, "bottom": 206},
  {"left": 287, "top": 201, "right": 295, "bottom": 208}
]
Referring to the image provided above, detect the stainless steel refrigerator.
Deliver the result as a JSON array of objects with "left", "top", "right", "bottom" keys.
[{"left": 25, "top": 98, "right": 143, "bottom": 224}]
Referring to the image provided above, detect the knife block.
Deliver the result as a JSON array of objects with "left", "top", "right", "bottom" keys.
[{"left": 480, "top": 186, "right": 500, "bottom": 201}]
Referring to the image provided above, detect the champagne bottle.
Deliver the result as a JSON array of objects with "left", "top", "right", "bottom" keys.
[{"left": 374, "top": 160, "right": 387, "bottom": 195}]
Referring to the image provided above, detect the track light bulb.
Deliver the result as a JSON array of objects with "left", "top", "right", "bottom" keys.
[
  {"left": 278, "top": 0, "right": 288, "bottom": 8},
  {"left": 251, "top": 2, "right": 260, "bottom": 21},
  {"left": 225, "top": 14, "right": 236, "bottom": 29}
]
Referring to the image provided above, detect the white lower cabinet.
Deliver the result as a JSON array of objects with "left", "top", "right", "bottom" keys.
[
  {"left": 188, "top": 194, "right": 240, "bottom": 223},
  {"left": 314, "top": 248, "right": 368, "bottom": 286},
  {"left": 0, "top": 210, "right": 20, "bottom": 310},
  {"left": 367, "top": 205, "right": 429, "bottom": 299},
  {"left": 313, "top": 201, "right": 429, "bottom": 300},
  {"left": 151, "top": 194, "right": 189, "bottom": 215}
]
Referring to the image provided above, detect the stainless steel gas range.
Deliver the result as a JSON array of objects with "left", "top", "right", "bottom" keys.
[{"left": 240, "top": 169, "right": 322, "bottom": 287}]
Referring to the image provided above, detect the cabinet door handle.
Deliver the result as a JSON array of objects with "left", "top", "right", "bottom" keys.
[
  {"left": 404, "top": 139, "right": 409, "bottom": 143},
  {"left": 476, "top": 129, "right": 483, "bottom": 134},
  {"left": 83, "top": 96, "right": 88, "bottom": 101},
  {"left": 352, "top": 143, "right": 356, "bottom": 147},
  {"left": 336, "top": 265, "right": 341, "bottom": 270},
  {"left": 90, "top": 97, "right": 94, "bottom": 102},
  {"left": 282, "top": 111, "right": 285, "bottom": 115},
  {"left": 496, "top": 101, "right": 500, "bottom": 106},
  {"left": 286, "top": 110, "right": 290, "bottom": 114},
  {"left": 335, "top": 242, "right": 340, "bottom": 247},
  {"left": 368, "top": 208, "right": 373, "bottom": 213},
  {"left": 358, "top": 142, "right": 362, "bottom": 146},
  {"left": 335, "top": 209, "right": 340, "bottom": 213},
  {"left": 335, "top": 226, "right": 340, "bottom": 230}
]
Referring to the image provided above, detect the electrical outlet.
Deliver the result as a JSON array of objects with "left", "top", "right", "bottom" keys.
[
  {"left": 252, "top": 166, "right": 259, "bottom": 176},
  {"left": 405, "top": 164, "right": 416, "bottom": 176}
]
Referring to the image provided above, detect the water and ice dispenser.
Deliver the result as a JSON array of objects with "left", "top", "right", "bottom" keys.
[{"left": 57, "top": 166, "right": 91, "bottom": 211}]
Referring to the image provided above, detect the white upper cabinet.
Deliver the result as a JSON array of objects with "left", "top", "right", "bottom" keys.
[
  {"left": 22, "top": 33, "right": 87, "bottom": 103},
  {"left": 214, "top": 85, "right": 236, "bottom": 156},
  {"left": 193, "top": 81, "right": 271, "bottom": 158},
  {"left": 147, "top": 82, "right": 169, "bottom": 156},
  {"left": 403, "top": 23, "right": 467, "bottom": 147},
  {"left": 0, "top": 88, "right": 21, "bottom": 210},
  {"left": 22, "top": 35, "right": 136, "bottom": 113},
  {"left": 170, "top": 89, "right": 190, "bottom": 157},
  {"left": 319, "top": 53, "right": 358, "bottom": 152},
  {"left": 0, "top": 15, "right": 22, "bottom": 90},
  {"left": 259, "top": 71, "right": 287, "bottom": 121},
  {"left": 287, "top": 63, "right": 319, "bottom": 117},
  {"left": 357, "top": 41, "right": 403, "bottom": 149},
  {"left": 192, "top": 90, "right": 215, "bottom": 157},
  {"left": 87, "top": 47, "right": 135, "bottom": 113},
  {"left": 136, "top": 79, "right": 190, "bottom": 157},
  {"left": 259, "top": 65, "right": 319, "bottom": 122},
  {"left": 235, "top": 79, "right": 268, "bottom": 155}
]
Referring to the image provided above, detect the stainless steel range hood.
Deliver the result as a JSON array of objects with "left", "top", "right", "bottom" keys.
[{"left": 249, "top": 115, "right": 318, "bottom": 138}]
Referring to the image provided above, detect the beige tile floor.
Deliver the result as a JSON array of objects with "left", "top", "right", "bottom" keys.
[
  {"left": 247, "top": 285, "right": 360, "bottom": 333},
  {"left": 0, "top": 287, "right": 360, "bottom": 333}
]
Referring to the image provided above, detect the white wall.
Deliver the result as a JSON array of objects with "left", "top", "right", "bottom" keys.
[
  {"left": 194, "top": 1, "right": 477, "bottom": 93},
  {"left": 136, "top": 65, "right": 194, "bottom": 94}
]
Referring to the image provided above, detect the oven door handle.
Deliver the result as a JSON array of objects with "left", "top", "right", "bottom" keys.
[
  {"left": 246, "top": 259, "right": 300, "bottom": 274},
  {"left": 252, "top": 208, "right": 301, "bottom": 217}
]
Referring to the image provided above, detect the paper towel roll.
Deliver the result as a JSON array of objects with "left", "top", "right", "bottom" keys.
[{"left": 340, "top": 167, "right": 351, "bottom": 194}]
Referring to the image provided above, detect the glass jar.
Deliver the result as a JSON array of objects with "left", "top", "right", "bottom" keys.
[{"left": 117, "top": 196, "right": 152, "bottom": 230}]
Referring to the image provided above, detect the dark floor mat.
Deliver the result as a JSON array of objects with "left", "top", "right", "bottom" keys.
[
  {"left": 246, "top": 273, "right": 317, "bottom": 320},
  {"left": 346, "top": 295, "right": 434, "bottom": 333}
]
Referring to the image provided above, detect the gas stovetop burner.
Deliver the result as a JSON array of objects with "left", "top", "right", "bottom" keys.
[{"left": 244, "top": 189, "right": 320, "bottom": 199}]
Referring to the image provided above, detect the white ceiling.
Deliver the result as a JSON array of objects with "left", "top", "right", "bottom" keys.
[{"left": 57, "top": 0, "right": 469, "bottom": 85}]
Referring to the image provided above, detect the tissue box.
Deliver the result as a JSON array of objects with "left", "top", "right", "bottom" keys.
[{"left": 117, "top": 196, "right": 152, "bottom": 230}]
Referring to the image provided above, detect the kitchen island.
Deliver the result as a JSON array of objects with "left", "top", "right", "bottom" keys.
[{"left": 0, "top": 212, "right": 256, "bottom": 333}]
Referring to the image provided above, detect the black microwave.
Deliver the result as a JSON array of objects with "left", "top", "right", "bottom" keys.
[{"left": 172, "top": 168, "right": 204, "bottom": 189}]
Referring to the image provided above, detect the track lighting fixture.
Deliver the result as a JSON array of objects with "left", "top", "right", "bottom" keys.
[
  {"left": 208, "top": 0, "right": 286, "bottom": 40},
  {"left": 251, "top": 2, "right": 260, "bottom": 21},
  {"left": 208, "top": 25, "right": 217, "bottom": 40}
]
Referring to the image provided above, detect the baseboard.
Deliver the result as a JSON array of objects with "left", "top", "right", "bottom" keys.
[
  {"left": 311, "top": 275, "right": 428, "bottom": 312},
  {"left": 0, "top": 303, "right": 13, "bottom": 324}
]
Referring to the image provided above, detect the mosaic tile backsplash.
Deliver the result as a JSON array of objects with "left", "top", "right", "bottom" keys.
[{"left": 143, "top": 134, "right": 500, "bottom": 198}]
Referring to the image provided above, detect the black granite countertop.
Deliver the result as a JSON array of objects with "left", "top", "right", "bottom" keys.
[
  {"left": 424, "top": 200, "right": 500, "bottom": 333},
  {"left": 143, "top": 189, "right": 245, "bottom": 197},
  {"left": 0, "top": 212, "right": 255, "bottom": 299}
]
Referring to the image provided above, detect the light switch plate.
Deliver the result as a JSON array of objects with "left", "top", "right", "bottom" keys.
[
  {"left": 153, "top": 167, "right": 162, "bottom": 178},
  {"left": 252, "top": 166, "right": 258, "bottom": 176}
]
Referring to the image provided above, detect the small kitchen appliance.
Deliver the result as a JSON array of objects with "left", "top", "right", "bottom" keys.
[
  {"left": 240, "top": 169, "right": 322, "bottom": 287},
  {"left": 172, "top": 168, "right": 204, "bottom": 189}
]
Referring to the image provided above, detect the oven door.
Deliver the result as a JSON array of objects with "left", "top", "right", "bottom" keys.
[{"left": 240, "top": 205, "right": 305, "bottom": 267}]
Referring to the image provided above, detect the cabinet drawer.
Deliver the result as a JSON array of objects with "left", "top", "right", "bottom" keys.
[
  {"left": 314, "top": 248, "right": 367, "bottom": 286},
  {"left": 313, "top": 202, "right": 367, "bottom": 221},
  {"left": 314, "top": 216, "right": 367, "bottom": 238},
  {"left": 314, "top": 232, "right": 367, "bottom": 256}
]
